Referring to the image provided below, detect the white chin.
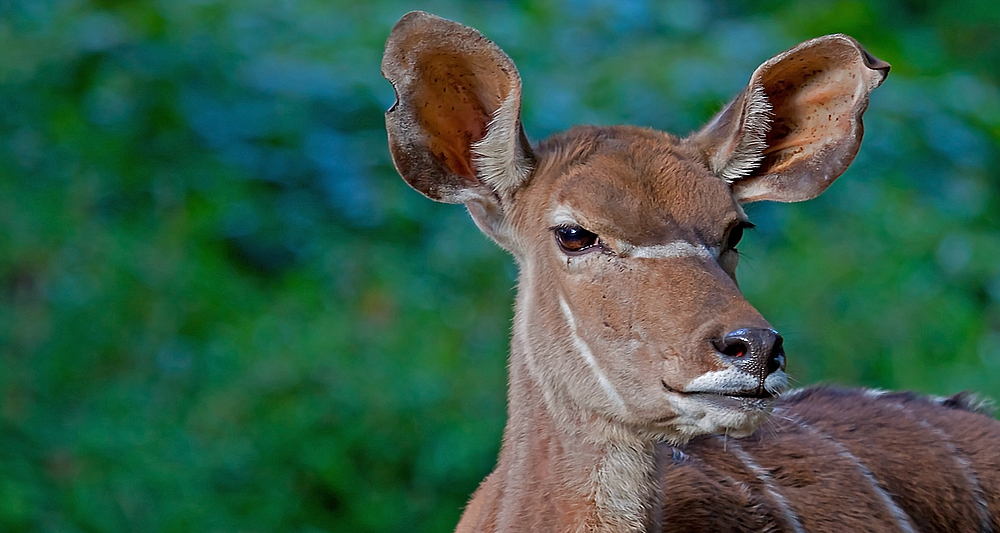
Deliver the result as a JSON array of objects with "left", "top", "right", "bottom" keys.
[{"left": 663, "top": 393, "right": 774, "bottom": 443}]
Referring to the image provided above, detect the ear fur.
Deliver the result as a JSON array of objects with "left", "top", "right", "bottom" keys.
[
  {"left": 689, "top": 34, "right": 890, "bottom": 203},
  {"left": 381, "top": 11, "right": 534, "bottom": 207}
]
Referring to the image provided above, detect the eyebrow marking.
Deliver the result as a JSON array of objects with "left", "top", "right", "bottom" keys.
[
  {"left": 552, "top": 205, "right": 578, "bottom": 227},
  {"left": 627, "top": 241, "right": 717, "bottom": 260},
  {"left": 550, "top": 204, "right": 724, "bottom": 261}
]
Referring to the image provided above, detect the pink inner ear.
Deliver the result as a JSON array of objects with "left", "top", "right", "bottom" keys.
[
  {"left": 759, "top": 50, "right": 867, "bottom": 173},
  {"left": 412, "top": 53, "right": 510, "bottom": 182}
]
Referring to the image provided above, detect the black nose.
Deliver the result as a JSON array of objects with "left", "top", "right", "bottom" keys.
[{"left": 715, "top": 328, "right": 785, "bottom": 380}]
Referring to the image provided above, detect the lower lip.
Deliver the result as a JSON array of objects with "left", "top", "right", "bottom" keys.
[
  {"left": 662, "top": 380, "right": 774, "bottom": 406},
  {"left": 692, "top": 393, "right": 771, "bottom": 411}
]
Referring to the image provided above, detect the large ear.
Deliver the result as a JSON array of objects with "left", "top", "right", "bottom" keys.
[
  {"left": 688, "top": 34, "right": 890, "bottom": 203},
  {"left": 382, "top": 11, "right": 534, "bottom": 208}
]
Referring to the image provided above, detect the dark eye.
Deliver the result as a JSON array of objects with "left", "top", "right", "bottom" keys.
[
  {"left": 726, "top": 222, "right": 753, "bottom": 250},
  {"left": 554, "top": 225, "right": 599, "bottom": 254}
]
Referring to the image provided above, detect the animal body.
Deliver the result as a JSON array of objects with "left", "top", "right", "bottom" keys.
[{"left": 382, "top": 11, "right": 1000, "bottom": 532}]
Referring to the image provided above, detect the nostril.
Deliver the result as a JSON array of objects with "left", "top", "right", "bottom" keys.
[
  {"left": 717, "top": 328, "right": 784, "bottom": 379},
  {"left": 720, "top": 339, "right": 749, "bottom": 358},
  {"left": 767, "top": 336, "right": 785, "bottom": 374},
  {"left": 767, "top": 345, "right": 785, "bottom": 374}
]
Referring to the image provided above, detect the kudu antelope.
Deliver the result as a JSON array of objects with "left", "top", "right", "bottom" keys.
[{"left": 382, "top": 11, "right": 1000, "bottom": 533}]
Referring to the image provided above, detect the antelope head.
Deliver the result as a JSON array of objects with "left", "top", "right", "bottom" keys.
[{"left": 382, "top": 11, "right": 888, "bottom": 444}]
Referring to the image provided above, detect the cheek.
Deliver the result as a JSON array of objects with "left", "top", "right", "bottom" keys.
[
  {"left": 572, "top": 267, "right": 687, "bottom": 348},
  {"left": 563, "top": 263, "right": 732, "bottom": 383},
  {"left": 577, "top": 276, "right": 644, "bottom": 335},
  {"left": 569, "top": 277, "right": 672, "bottom": 383}
]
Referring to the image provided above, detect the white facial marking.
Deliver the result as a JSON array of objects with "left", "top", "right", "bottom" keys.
[
  {"left": 551, "top": 205, "right": 578, "bottom": 227},
  {"left": 557, "top": 293, "right": 629, "bottom": 414},
  {"left": 664, "top": 395, "right": 769, "bottom": 440},
  {"left": 550, "top": 205, "right": 728, "bottom": 262},
  {"left": 684, "top": 367, "right": 787, "bottom": 396},
  {"left": 788, "top": 415, "right": 919, "bottom": 533},
  {"left": 627, "top": 241, "right": 717, "bottom": 261},
  {"left": 684, "top": 368, "right": 757, "bottom": 394},
  {"left": 516, "top": 279, "right": 559, "bottom": 412},
  {"left": 661, "top": 367, "right": 784, "bottom": 440},
  {"left": 763, "top": 372, "right": 787, "bottom": 395},
  {"left": 725, "top": 438, "right": 806, "bottom": 533}
]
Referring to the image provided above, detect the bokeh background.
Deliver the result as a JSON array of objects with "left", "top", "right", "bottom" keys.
[{"left": 1, "top": 0, "right": 999, "bottom": 531}]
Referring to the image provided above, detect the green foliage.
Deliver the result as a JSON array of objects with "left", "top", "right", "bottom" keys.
[{"left": 0, "top": 0, "right": 998, "bottom": 531}]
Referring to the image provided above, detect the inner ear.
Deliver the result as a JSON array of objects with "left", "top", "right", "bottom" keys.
[
  {"left": 688, "top": 34, "right": 889, "bottom": 204},
  {"left": 756, "top": 46, "right": 877, "bottom": 179},
  {"left": 383, "top": 11, "right": 533, "bottom": 206},
  {"left": 410, "top": 52, "right": 511, "bottom": 181}
]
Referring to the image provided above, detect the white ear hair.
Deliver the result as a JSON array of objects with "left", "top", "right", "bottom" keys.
[
  {"left": 382, "top": 10, "right": 534, "bottom": 205},
  {"left": 707, "top": 84, "right": 772, "bottom": 183},
  {"left": 688, "top": 34, "right": 889, "bottom": 203},
  {"left": 472, "top": 84, "right": 533, "bottom": 198}
]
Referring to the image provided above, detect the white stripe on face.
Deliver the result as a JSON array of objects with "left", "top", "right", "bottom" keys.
[
  {"left": 557, "top": 293, "right": 629, "bottom": 414},
  {"left": 516, "top": 278, "right": 559, "bottom": 412},
  {"left": 551, "top": 205, "right": 721, "bottom": 261},
  {"left": 627, "top": 241, "right": 717, "bottom": 261},
  {"left": 552, "top": 205, "right": 580, "bottom": 228},
  {"left": 682, "top": 366, "right": 787, "bottom": 396}
]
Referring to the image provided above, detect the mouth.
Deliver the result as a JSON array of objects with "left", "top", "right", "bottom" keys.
[
  {"left": 662, "top": 379, "right": 776, "bottom": 402},
  {"left": 654, "top": 379, "right": 776, "bottom": 440}
]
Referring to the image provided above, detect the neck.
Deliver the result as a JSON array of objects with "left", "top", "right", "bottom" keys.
[{"left": 482, "top": 317, "right": 662, "bottom": 532}]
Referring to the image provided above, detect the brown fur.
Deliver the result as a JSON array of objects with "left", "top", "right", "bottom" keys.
[
  {"left": 382, "top": 11, "right": 999, "bottom": 533},
  {"left": 659, "top": 387, "right": 1000, "bottom": 533}
]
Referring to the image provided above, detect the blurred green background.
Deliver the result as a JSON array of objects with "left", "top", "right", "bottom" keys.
[{"left": 1, "top": 0, "right": 999, "bottom": 531}]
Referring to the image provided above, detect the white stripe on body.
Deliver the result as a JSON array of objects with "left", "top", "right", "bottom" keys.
[
  {"left": 784, "top": 414, "right": 919, "bottom": 533},
  {"left": 881, "top": 400, "right": 993, "bottom": 533},
  {"left": 723, "top": 437, "right": 807, "bottom": 533}
]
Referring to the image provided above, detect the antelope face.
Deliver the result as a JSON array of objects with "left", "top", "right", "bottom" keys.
[
  {"left": 382, "top": 11, "right": 888, "bottom": 442},
  {"left": 508, "top": 127, "right": 786, "bottom": 440}
]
